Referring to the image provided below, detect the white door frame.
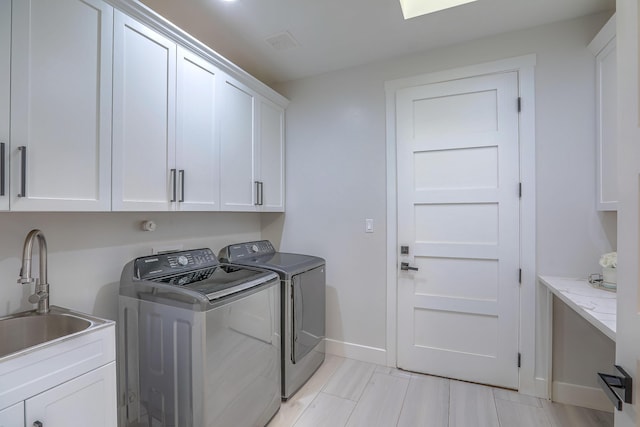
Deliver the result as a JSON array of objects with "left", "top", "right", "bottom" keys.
[{"left": 384, "top": 54, "right": 540, "bottom": 397}]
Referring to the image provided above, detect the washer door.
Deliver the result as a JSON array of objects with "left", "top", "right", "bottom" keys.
[{"left": 291, "top": 265, "right": 326, "bottom": 363}]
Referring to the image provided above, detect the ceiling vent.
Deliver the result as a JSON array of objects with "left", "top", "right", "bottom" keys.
[{"left": 265, "top": 31, "right": 299, "bottom": 51}]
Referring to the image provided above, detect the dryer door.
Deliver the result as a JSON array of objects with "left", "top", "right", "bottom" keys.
[{"left": 291, "top": 265, "right": 326, "bottom": 363}]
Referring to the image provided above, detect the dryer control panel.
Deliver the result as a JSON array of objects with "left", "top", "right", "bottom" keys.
[
  {"left": 220, "top": 240, "right": 275, "bottom": 261},
  {"left": 135, "top": 248, "right": 218, "bottom": 280}
]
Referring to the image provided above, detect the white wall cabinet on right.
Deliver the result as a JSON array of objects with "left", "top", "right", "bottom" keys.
[
  {"left": 220, "top": 75, "right": 285, "bottom": 212},
  {"left": 589, "top": 14, "right": 617, "bottom": 211}
]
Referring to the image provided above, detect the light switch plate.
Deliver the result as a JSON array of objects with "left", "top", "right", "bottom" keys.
[{"left": 365, "top": 218, "right": 374, "bottom": 233}]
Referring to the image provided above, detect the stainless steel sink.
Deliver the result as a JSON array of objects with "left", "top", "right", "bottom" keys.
[{"left": 0, "top": 306, "right": 105, "bottom": 359}]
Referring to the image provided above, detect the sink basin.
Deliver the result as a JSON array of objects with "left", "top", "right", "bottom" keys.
[
  {"left": 0, "top": 306, "right": 109, "bottom": 361},
  {"left": 0, "top": 312, "right": 91, "bottom": 358},
  {"left": 0, "top": 306, "right": 115, "bottom": 412}
]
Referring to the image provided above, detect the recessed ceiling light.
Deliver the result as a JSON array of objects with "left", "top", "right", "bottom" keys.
[{"left": 399, "top": 0, "right": 478, "bottom": 19}]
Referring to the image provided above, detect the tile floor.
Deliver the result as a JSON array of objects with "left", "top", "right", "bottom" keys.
[{"left": 267, "top": 355, "right": 614, "bottom": 427}]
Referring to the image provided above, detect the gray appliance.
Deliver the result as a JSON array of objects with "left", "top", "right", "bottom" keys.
[
  {"left": 118, "top": 248, "right": 280, "bottom": 427},
  {"left": 218, "top": 241, "right": 325, "bottom": 400}
]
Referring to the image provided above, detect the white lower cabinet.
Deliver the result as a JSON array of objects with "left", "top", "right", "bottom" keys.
[
  {"left": 25, "top": 362, "right": 117, "bottom": 427},
  {"left": 0, "top": 362, "right": 116, "bottom": 427},
  {"left": 0, "top": 401, "right": 22, "bottom": 427}
]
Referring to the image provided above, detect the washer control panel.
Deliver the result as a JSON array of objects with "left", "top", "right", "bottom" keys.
[
  {"left": 221, "top": 240, "right": 275, "bottom": 261},
  {"left": 135, "top": 248, "right": 218, "bottom": 280}
]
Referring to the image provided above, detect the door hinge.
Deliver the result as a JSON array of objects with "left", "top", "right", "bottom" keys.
[
  {"left": 518, "top": 353, "right": 521, "bottom": 368},
  {"left": 519, "top": 182, "right": 522, "bottom": 198},
  {"left": 519, "top": 268, "right": 522, "bottom": 284},
  {"left": 517, "top": 97, "right": 522, "bottom": 112}
]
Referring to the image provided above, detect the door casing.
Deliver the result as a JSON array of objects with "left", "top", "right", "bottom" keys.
[{"left": 384, "top": 54, "right": 540, "bottom": 397}]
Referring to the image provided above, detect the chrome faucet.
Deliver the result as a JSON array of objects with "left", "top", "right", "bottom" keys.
[{"left": 17, "top": 229, "right": 50, "bottom": 314}]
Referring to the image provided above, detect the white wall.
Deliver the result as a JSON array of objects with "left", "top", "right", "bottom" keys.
[
  {"left": 274, "top": 12, "right": 616, "bottom": 389},
  {"left": 0, "top": 212, "right": 262, "bottom": 321}
]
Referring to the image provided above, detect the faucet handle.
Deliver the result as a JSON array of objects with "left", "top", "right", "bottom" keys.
[{"left": 28, "top": 291, "right": 48, "bottom": 304}]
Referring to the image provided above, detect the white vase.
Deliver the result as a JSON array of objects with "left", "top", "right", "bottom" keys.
[{"left": 602, "top": 267, "right": 617, "bottom": 290}]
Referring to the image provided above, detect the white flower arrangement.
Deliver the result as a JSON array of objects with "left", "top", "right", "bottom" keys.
[{"left": 599, "top": 251, "right": 617, "bottom": 269}]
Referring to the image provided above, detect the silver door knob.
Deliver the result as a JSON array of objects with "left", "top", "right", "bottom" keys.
[{"left": 400, "top": 262, "right": 418, "bottom": 271}]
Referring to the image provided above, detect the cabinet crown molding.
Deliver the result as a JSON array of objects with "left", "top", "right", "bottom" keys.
[{"left": 104, "top": 0, "right": 289, "bottom": 108}]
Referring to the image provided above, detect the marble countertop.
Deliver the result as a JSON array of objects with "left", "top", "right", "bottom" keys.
[{"left": 538, "top": 275, "right": 616, "bottom": 341}]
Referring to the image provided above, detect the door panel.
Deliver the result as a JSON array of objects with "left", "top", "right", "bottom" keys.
[
  {"left": 10, "top": 0, "right": 113, "bottom": 210},
  {"left": 219, "top": 78, "right": 256, "bottom": 211},
  {"left": 112, "top": 11, "right": 176, "bottom": 211},
  {"left": 396, "top": 72, "right": 520, "bottom": 389},
  {"left": 176, "top": 47, "right": 220, "bottom": 211},
  {"left": 292, "top": 266, "right": 326, "bottom": 363}
]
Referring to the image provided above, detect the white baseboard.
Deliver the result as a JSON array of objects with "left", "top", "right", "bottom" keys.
[
  {"left": 325, "top": 338, "right": 387, "bottom": 365},
  {"left": 552, "top": 381, "right": 613, "bottom": 413}
]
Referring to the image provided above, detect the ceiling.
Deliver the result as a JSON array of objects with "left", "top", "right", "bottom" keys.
[{"left": 139, "top": 0, "right": 614, "bottom": 85}]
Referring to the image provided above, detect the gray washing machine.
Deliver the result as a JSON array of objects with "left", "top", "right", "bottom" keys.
[
  {"left": 218, "top": 241, "right": 325, "bottom": 400},
  {"left": 118, "top": 248, "right": 280, "bottom": 427}
]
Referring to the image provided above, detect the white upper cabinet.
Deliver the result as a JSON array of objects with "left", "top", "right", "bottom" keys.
[
  {"left": 112, "top": 10, "right": 176, "bottom": 211},
  {"left": 258, "top": 99, "right": 285, "bottom": 212},
  {"left": 220, "top": 76, "right": 258, "bottom": 211},
  {"left": 220, "top": 76, "right": 286, "bottom": 212},
  {"left": 0, "top": 0, "right": 9, "bottom": 211},
  {"left": 10, "top": 0, "right": 113, "bottom": 211},
  {"left": 3, "top": 0, "right": 284, "bottom": 212},
  {"left": 589, "top": 14, "right": 617, "bottom": 211},
  {"left": 176, "top": 46, "right": 220, "bottom": 211}
]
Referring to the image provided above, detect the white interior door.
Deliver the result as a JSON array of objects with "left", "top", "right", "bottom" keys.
[{"left": 396, "top": 72, "right": 521, "bottom": 389}]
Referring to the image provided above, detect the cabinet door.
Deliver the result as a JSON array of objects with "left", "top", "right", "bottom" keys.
[
  {"left": 25, "top": 362, "right": 116, "bottom": 427},
  {"left": 220, "top": 76, "right": 258, "bottom": 211},
  {"left": 0, "top": 0, "right": 9, "bottom": 211},
  {"left": 112, "top": 11, "right": 176, "bottom": 211},
  {"left": 176, "top": 47, "right": 220, "bottom": 211},
  {"left": 0, "top": 401, "right": 23, "bottom": 427},
  {"left": 258, "top": 99, "right": 285, "bottom": 212},
  {"left": 596, "top": 39, "right": 617, "bottom": 210},
  {"left": 10, "top": 0, "right": 113, "bottom": 211}
]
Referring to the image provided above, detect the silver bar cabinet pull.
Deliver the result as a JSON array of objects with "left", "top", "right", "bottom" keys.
[
  {"left": 0, "top": 142, "right": 5, "bottom": 196},
  {"left": 170, "top": 169, "right": 177, "bottom": 202},
  {"left": 18, "top": 146, "right": 26, "bottom": 197},
  {"left": 179, "top": 169, "right": 185, "bottom": 202},
  {"left": 254, "top": 181, "right": 260, "bottom": 205}
]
